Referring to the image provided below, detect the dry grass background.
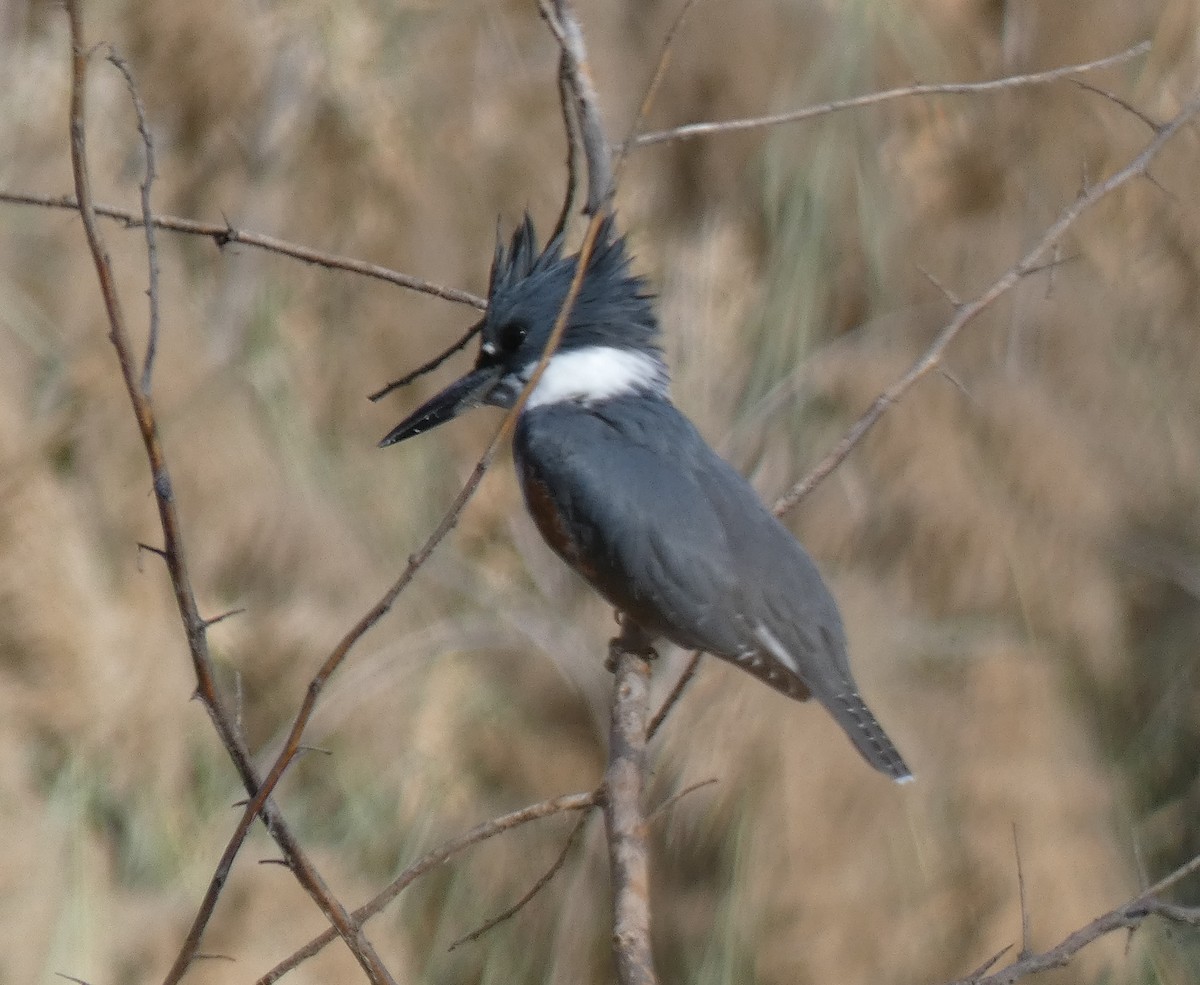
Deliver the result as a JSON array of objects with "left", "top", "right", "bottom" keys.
[{"left": 1, "top": 0, "right": 1199, "bottom": 983}]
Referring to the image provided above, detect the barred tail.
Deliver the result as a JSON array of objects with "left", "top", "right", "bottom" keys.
[{"left": 830, "top": 689, "right": 913, "bottom": 783}]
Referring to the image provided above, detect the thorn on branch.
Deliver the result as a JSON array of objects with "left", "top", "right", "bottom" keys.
[
  {"left": 918, "top": 266, "right": 963, "bottom": 308},
  {"left": 136, "top": 541, "right": 168, "bottom": 564},
  {"left": 937, "top": 367, "right": 974, "bottom": 402},
  {"left": 215, "top": 213, "right": 237, "bottom": 249}
]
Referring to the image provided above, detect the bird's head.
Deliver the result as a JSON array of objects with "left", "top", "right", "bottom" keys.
[{"left": 379, "top": 214, "right": 665, "bottom": 447}]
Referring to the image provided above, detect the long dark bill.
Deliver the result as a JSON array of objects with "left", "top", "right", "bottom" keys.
[{"left": 378, "top": 365, "right": 503, "bottom": 447}]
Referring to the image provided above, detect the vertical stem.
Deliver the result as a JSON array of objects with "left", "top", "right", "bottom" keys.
[{"left": 603, "top": 621, "right": 657, "bottom": 985}]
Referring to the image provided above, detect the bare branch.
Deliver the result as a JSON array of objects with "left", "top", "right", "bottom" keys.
[
  {"left": 604, "top": 618, "right": 658, "bottom": 985},
  {"left": 773, "top": 87, "right": 1200, "bottom": 517},
  {"left": 367, "top": 322, "right": 483, "bottom": 401},
  {"left": 946, "top": 850, "right": 1200, "bottom": 985},
  {"left": 615, "top": 0, "right": 701, "bottom": 174},
  {"left": 448, "top": 810, "right": 591, "bottom": 951},
  {"left": 635, "top": 41, "right": 1151, "bottom": 147},
  {"left": 647, "top": 650, "right": 702, "bottom": 740},
  {"left": 62, "top": 7, "right": 398, "bottom": 984},
  {"left": 105, "top": 51, "right": 161, "bottom": 395},
  {"left": 256, "top": 791, "right": 598, "bottom": 984},
  {"left": 1070, "top": 77, "right": 1162, "bottom": 132},
  {"left": 0, "top": 189, "right": 485, "bottom": 309},
  {"left": 647, "top": 777, "right": 718, "bottom": 823},
  {"left": 549, "top": 37, "right": 586, "bottom": 244}
]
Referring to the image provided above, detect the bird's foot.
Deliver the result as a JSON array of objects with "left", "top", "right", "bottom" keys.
[{"left": 606, "top": 615, "right": 658, "bottom": 671}]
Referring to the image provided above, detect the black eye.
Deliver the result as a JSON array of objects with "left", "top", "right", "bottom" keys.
[{"left": 498, "top": 321, "right": 527, "bottom": 351}]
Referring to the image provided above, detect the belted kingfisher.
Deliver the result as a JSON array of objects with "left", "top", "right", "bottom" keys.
[{"left": 380, "top": 215, "right": 912, "bottom": 782}]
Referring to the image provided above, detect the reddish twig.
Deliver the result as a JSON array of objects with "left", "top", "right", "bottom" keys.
[
  {"left": 63, "top": 8, "right": 397, "bottom": 985},
  {"left": 0, "top": 189, "right": 485, "bottom": 309},
  {"left": 634, "top": 41, "right": 1150, "bottom": 147},
  {"left": 255, "top": 791, "right": 598, "bottom": 984}
]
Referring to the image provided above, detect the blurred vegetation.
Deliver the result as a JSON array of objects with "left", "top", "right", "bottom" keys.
[{"left": 1, "top": 0, "right": 1199, "bottom": 983}]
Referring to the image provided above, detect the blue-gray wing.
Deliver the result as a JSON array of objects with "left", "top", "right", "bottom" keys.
[
  {"left": 514, "top": 400, "right": 752, "bottom": 660},
  {"left": 514, "top": 396, "right": 910, "bottom": 779}
]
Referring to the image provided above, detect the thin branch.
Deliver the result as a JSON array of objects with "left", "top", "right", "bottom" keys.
[
  {"left": 1013, "top": 824, "right": 1031, "bottom": 958},
  {"left": 647, "top": 650, "right": 702, "bottom": 740},
  {"left": 946, "top": 850, "right": 1200, "bottom": 985},
  {"left": 62, "top": 8, "right": 397, "bottom": 985},
  {"left": 773, "top": 88, "right": 1200, "bottom": 518},
  {"left": 0, "top": 189, "right": 485, "bottom": 310},
  {"left": 256, "top": 791, "right": 598, "bottom": 984},
  {"left": 256, "top": 115, "right": 619, "bottom": 985},
  {"left": 548, "top": 33, "right": 586, "bottom": 245},
  {"left": 105, "top": 51, "right": 160, "bottom": 394},
  {"left": 634, "top": 41, "right": 1151, "bottom": 147},
  {"left": 603, "top": 618, "right": 658, "bottom": 985},
  {"left": 448, "top": 810, "right": 591, "bottom": 951},
  {"left": 647, "top": 777, "right": 719, "bottom": 824},
  {"left": 367, "top": 322, "right": 483, "bottom": 402},
  {"left": 1070, "top": 78, "right": 1161, "bottom": 132},
  {"left": 615, "top": 0, "right": 701, "bottom": 173}
]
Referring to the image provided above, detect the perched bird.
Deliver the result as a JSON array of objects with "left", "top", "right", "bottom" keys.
[{"left": 381, "top": 215, "right": 911, "bottom": 782}]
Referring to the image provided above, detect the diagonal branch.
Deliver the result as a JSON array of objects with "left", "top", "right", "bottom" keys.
[
  {"left": 448, "top": 809, "right": 592, "bottom": 951},
  {"left": 648, "top": 81, "right": 1200, "bottom": 741},
  {"left": 634, "top": 41, "right": 1150, "bottom": 147},
  {"left": 772, "top": 88, "right": 1200, "bottom": 518},
  {"left": 946, "top": 850, "right": 1200, "bottom": 985},
  {"left": 256, "top": 791, "right": 599, "bottom": 984}
]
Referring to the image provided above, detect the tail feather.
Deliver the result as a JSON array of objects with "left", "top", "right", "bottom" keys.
[
  {"left": 830, "top": 689, "right": 913, "bottom": 783},
  {"left": 747, "top": 624, "right": 913, "bottom": 783}
]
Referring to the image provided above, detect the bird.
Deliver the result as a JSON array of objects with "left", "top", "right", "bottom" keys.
[{"left": 380, "top": 214, "right": 912, "bottom": 782}]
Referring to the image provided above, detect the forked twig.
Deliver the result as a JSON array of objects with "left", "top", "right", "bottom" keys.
[
  {"left": 773, "top": 88, "right": 1200, "bottom": 518},
  {"left": 946, "top": 850, "right": 1200, "bottom": 985},
  {"left": 256, "top": 792, "right": 598, "bottom": 984},
  {"left": 448, "top": 810, "right": 592, "bottom": 951}
]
